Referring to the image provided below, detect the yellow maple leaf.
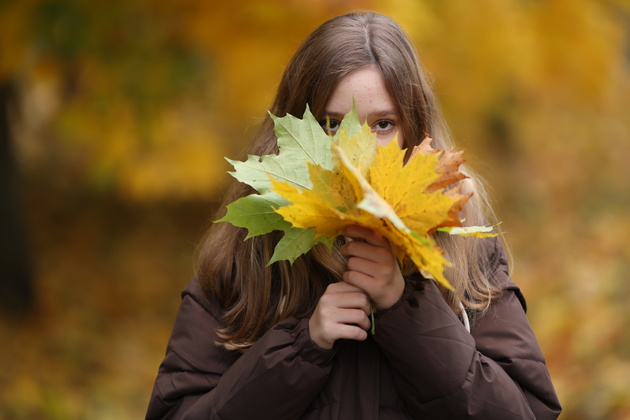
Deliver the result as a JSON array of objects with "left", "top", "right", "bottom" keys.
[
  {"left": 373, "top": 139, "right": 471, "bottom": 235},
  {"left": 271, "top": 132, "right": 476, "bottom": 290},
  {"left": 271, "top": 160, "right": 379, "bottom": 243}
]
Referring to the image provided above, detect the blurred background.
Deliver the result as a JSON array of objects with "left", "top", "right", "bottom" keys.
[{"left": 0, "top": 0, "right": 628, "bottom": 418}]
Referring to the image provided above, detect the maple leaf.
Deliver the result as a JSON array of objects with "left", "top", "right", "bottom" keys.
[
  {"left": 273, "top": 136, "right": 461, "bottom": 289},
  {"left": 217, "top": 105, "right": 336, "bottom": 264},
  {"left": 218, "top": 106, "right": 370, "bottom": 264},
  {"left": 437, "top": 223, "right": 501, "bottom": 237},
  {"left": 219, "top": 106, "right": 497, "bottom": 289}
]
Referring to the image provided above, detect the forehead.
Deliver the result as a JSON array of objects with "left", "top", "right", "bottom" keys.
[{"left": 325, "top": 65, "right": 396, "bottom": 116}]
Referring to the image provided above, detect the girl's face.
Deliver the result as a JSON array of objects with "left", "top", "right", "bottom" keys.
[{"left": 321, "top": 65, "right": 403, "bottom": 147}]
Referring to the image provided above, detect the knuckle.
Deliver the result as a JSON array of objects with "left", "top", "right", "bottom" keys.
[
  {"left": 353, "top": 328, "right": 368, "bottom": 341},
  {"left": 375, "top": 247, "right": 392, "bottom": 260},
  {"left": 345, "top": 241, "right": 359, "bottom": 254},
  {"left": 326, "top": 282, "right": 339, "bottom": 292},
  {"left": 353, "top": 308, "right": 368, "bottom": 322},
  {"left": 344, "top": 270, "right": 357, "bottom": 283},
  {"left": 319, "top": 293, "right": 330, "bottom": 304}
]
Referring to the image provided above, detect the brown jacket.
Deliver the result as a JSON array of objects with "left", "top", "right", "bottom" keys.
[{"left": 146, "top": 237, "right": 561, "bottom": 419}]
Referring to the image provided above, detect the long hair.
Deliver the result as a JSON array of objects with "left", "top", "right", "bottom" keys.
[{"left": 196, "top": 11, "right": 502, "bottom": 351}]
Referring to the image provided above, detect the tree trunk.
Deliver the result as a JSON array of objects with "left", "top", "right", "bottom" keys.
[{"left": 0, "top": 81, "right": 33, "bottom": 317}]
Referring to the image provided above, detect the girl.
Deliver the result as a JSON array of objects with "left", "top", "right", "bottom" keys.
[{"left": 146, "top": 11, "right": 561, "bottom": 419}]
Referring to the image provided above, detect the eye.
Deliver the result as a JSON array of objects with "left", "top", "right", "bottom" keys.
[
  {"left": 320, "top": 117, "right": 340, "bottom": 135},
  {"left": 372, "top": 120, "right": 395, "bottom": 132}
]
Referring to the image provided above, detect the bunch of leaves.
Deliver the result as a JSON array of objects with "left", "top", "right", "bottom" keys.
[{"left": 217, "top": 106, "right": 495, "bottom": 290}]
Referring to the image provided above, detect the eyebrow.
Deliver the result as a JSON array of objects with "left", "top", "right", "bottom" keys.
[{"left": 323, "top": 109, "right": 399, "bottom": 119}]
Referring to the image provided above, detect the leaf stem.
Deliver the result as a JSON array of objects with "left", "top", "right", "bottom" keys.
[{"left": 370, "top": 303, "right": 376, "bottom": 335}]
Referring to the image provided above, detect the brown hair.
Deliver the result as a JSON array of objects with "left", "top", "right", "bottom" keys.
[{"left": 196, "top": 11, "right": 502, "bottom": 351}]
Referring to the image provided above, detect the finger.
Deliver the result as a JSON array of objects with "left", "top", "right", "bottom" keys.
[
  {"left": 319, "top": 289, "right": 371, "bottom": 314},
  {"left": 343, "top": 269, "right": 374, "bottom": 291},
  {"left": 343, "top": 225, "right": 389, "bottom": 247},
  {"left": 309, "top": 308, "right": 369, "bottom": 349},
  {"left": 327, "top": 307, "right": 371, "bottom": 330},
  {"left": 340, "top": 240, "right": 394, "bottom": 264},
  {"left": 325, "top": 281, "right": 365, "bottom": 294},
  {"left": 346, "top": 256, "right": 383, "bottom": 278},
  {"left": 333, "top": 323, "right": 369, "bottom": 342}
]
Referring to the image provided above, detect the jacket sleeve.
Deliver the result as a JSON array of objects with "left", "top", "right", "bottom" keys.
[
  {"left": 146, "top": 279, "right": 336, "bottom": 420},
  {"left": 371, "top": 236, "right": 562, "bottom": 419}
]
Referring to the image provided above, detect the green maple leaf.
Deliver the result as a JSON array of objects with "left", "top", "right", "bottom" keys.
[
  {"left": 228, "top": 106, "right": 334, "bottom": 194},
  {"left": 217, "top": 105, "right": 349, "bottom": 264},
  {"left": 219, "top": 194, "right": 291, "bottom": 239}
]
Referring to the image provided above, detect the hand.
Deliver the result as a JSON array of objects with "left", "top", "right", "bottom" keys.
[
  {"left": 308, "top": 282, "right": 372, "bottom": 350},
  {"left": 340, "top": 225, "right": 405, "bottom": 311}
]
